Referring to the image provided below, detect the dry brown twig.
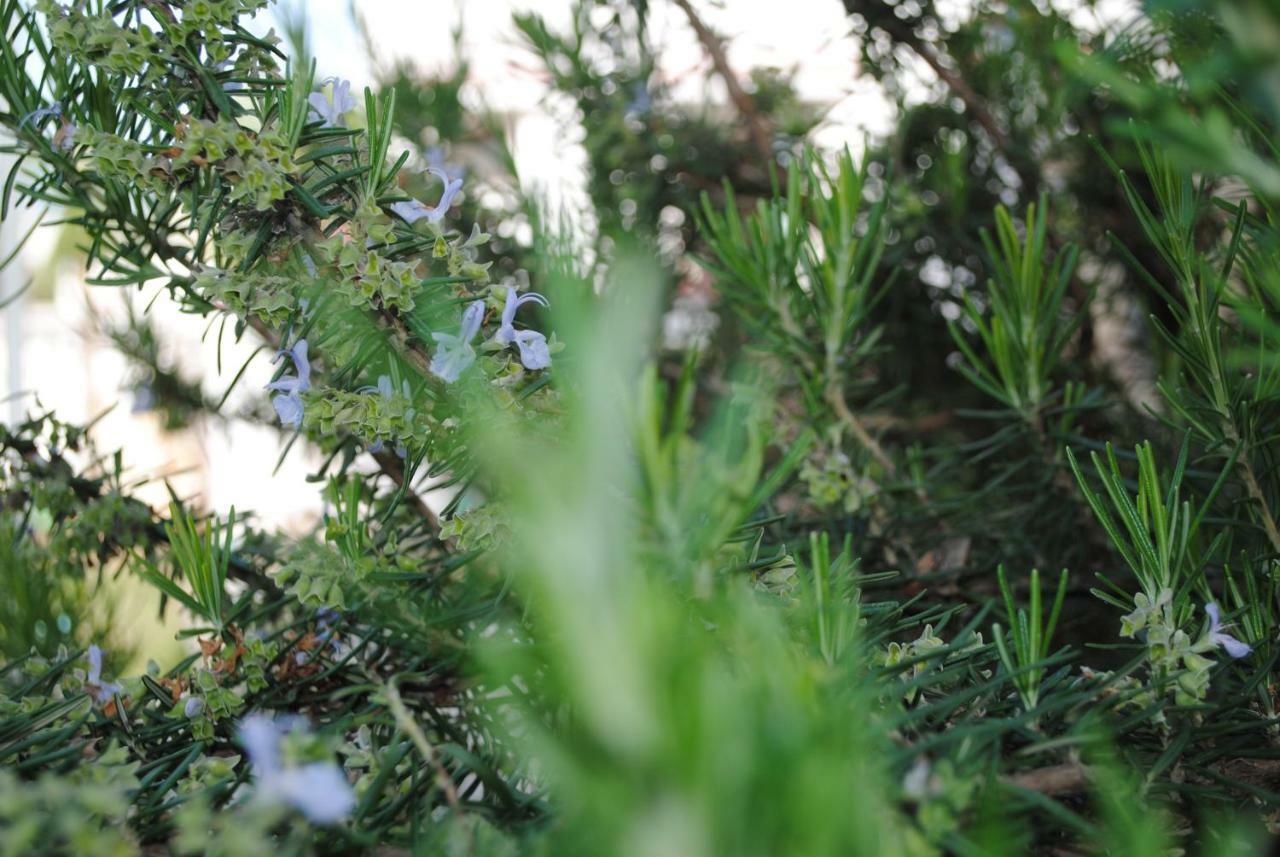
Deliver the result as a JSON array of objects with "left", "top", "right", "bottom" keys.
[{"left": 671, "top": 0, "right": 775, "bottom": 165}]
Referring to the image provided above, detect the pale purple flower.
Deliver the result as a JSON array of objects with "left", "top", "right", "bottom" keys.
[
  {"left": 314, "top": 609, "right": 349, "bottom": 657},
  {"left": 21, "top": 103, "right": 75, "bottom": 152},
  {"left": 495, "top": 287, "right": 552, "bottom": 371},
  {"left": 184, "top": 696, "right": 205, "bottom": 718},
  {"left": 902, "top": 758, "right": 931, "bottom": 800},
  {"left": 388, "top": 199, "right": 431, "bottom": 224},
  {"left": 19, "top": 103, "right": 61, "bottom": 128},
  {"left": 266, "top": 339, "right": 311, "bottom": 429},
  {"left": 430, "top": 300, "right": 485, "bottom": 382},
  {"left": 426, "top": 146, "right": 465, "bottom": 183},
  {"left": 308, "top": 78, "right": 358, "bottom": 127},
  {"left": 427, "top": 167, "right": 464, "bottom": 216},
  {"left": 272, "top": 393, "right": 304, "bottom": 428},
  {"left": 390, "top": 167, "right": 464, "bottom": 225},
  {"left": 86, "top": 645, "right": 123, "bottom": 704},
  {"left": 513, "top": 330, "right": 551, "bottom": 370},
  {"left": 238, "top": 714, "right": 355, "bottom": 824},
  {"left": 1206, "top": 603, "right": 1252, "bottom": 659},
  {"left": 131, "top": 382, "right": 155, "bottom": 414},
  {"left": 625, "top": 82, "right": 652, "bottom": 118}
]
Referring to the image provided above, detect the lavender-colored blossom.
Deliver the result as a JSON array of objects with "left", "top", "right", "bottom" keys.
[
  {"left": 86, "top": 645, "right": 123, "bottom": 704},
  {"left": 426, "top": 146, "right": 465, "bottom": 183},
  {"left": 427, "top": 166, "right": 464, "bottom": 217},
  {"left": 494, "top": 287, "right": 548, "bottom": 345},
  {"left": 513, "top": 329, "right": 551, "bottom": 370},
  {"left": 390, "top": 167, "right": 465, "bottom": 226},
  {"left": 19, "top": 103, "right": 61, "bottom": 128},
  {"left": 238, "top": 714, "right": 355, "bottom": 824},
  {"left": 184, "top": 696, "right": 205, "bottom": 718},
  {"left": 266, "top": 339, "right": 311, "bottom": 429},
  {"left": 313, "top": 608, "right": 350, "bottom": 657},
  {"left": 308, "top": 78, "right": 358, "bottom": 127},
  {"left": 625, "top": 82, "right": 652, "bottom": 118},
  {"left": 272, "top": 393, "right": 304, "bottom": 428},
  {"left": 430, "top": 300, "right": 485, "bottom": 383},
  {"left": 131, "top": 382, "right": 155, "bottom": 414},
  {"left": 1206, "top": 603, "right": 1252, "bottom": 659},
  {"left": 901, "top": 758, "right": 932, "bottom": 800},
  {"left": 495, "top": 287, "right": 552, "bottom": 371},
  {"left": 21, "top": 103, "right": 75, "bottom": 153},
  {"left": 388, "top": 199, "right": 432, "bottom": 224}
]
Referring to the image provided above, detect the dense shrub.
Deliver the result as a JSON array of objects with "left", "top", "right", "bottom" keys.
[{"left": 3, "top": 0, "right": 1280, "bottom": 853}]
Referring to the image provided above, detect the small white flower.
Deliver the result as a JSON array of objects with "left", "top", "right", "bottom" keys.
[
  {"left": 1206, "top": 603, "right": 1251, "bottom": 659},
  {"left": 308, "top": 78, "right": 358, "bottom": 127},
  {"left": 131, "top": 382, "right": 155, "bottom": 414},
  {"left": 390, "top": 167, "right": 464, "bottom": 225},
  {"left": 902, "top": 758, "right": 932, "bottom": 800},
  {"left": 513, "top": 329, "right": 551, "bottom": 370},
  {"left": 430, "top": 301, "right": 485, "bottom": 383},
  {"left": 86, "top": 645, "right": 123, "bottom": 704},
  {"left": 494, "top": 287, "right": 552, "bottom": 371},
  {"left": 388, "top": 198, "right": 433, "bottom": 223},
  {"left": 21, "top": 103, "right": 75, "bottom": 153},
  {"left": 266, "top": 339, "right": 311, "bottom": 429},
  {"left": 20, "top": 103, "right": 61, "bottom": 128},
  {"left": 238, "top": 714, "right": 355, "bottom": 825},
  {"left": 426, "top": 146, "right": 465, "bottom": 182}
]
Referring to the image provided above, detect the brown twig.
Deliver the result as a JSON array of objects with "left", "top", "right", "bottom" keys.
[
  {"left": 1236, "top": 443, "right": 1280, "bottom": 556},
  {"left": 671, "top": 0, "right": 774, "bottom": 164},
  {"left": 382, "top": 676, "right": 462, "bottom": 813},
  {"left": 884, "top": 19, "right": 1009, "bottom": 151},
  {"left": 1002, "top": 762, "right": 1091, "bottom": 796},
  {"left": 841, "top": 1, "right": 1032, "bottom": 190},
  {"left": 825, "top": 382, "right": 900, "bottom": 480}
]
